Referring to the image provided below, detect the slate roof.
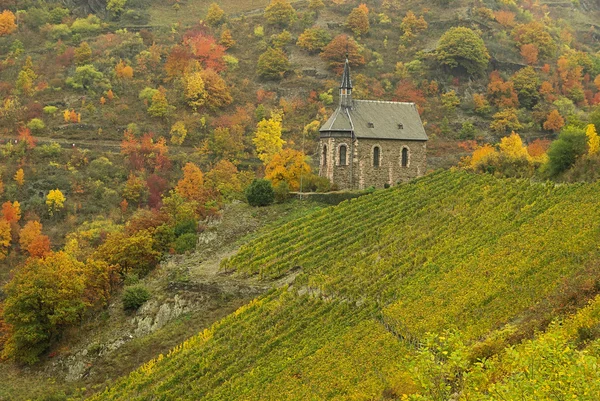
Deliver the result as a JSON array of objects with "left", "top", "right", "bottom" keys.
[{"left": 320, "top": 100, "right": 428, "bottom": 141}]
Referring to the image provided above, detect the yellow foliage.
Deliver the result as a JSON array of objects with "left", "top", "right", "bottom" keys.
[
  {"left": 265, "top": 148, "right": 311, "bottom": 191},
  {"left": 467, "top": 144, "right": 497, "bottom": 170},
  {"left": 175, "top": 162, "right": 207, "bottom": 204},
  {"left": 586, "top": 124, "right": 599, "bottom": 155},
  {"left": 0, "top": 219, "right": 10, "bottom": 260},
  {"left": 46, "top": 189, "right": 66, "bottom": 215},
  {"left": 183, "top": 67, "right": 207, "bottom": 110},
  {"left": 499, "top": 132, "right": 530, "bottom": 160},
  {"left": 253, "top": 113, "right": 286, "bottom": 164},
  {"left": 0, "top": 10, "right": 17, "bottom": 36},
  {"left": 170, "top": 121, "right": 187, "bottom": 145},
  {"left": 14, "top": 169, "right": 24, "bottom": 186}
]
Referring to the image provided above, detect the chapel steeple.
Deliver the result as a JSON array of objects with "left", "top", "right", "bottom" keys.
[{"left": 340, "top": 56, "right": 353, "bottom": 108}]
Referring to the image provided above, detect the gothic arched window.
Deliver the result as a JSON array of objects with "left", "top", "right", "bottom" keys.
[
  {"left": 401, "top": 147, "right": 409, "bottom": 167},
  {"left": 373, "top": 146, "right": 381, "bottom": 167},
  {"left": 339, "top": 145, "right": 347, "bottom": 165}
]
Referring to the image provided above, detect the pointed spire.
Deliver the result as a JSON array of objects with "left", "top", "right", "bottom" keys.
[
  {"left": 340, "top": 55, "right": 352, "bottom": 90},
  {"left": 340, "top": 55, "right": 353, "bottom": 108}
]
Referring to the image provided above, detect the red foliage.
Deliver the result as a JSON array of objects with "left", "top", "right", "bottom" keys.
[
  {"left": 256, "top": 89, "right": 276, "bottom": 103},
  {"left": 146, "top": 174, "right": 168, "bottom": 209},
  {"left": 121, "top": 132, "right": 171, "bottom": 173},
  {"left": 124, "top": 209, "right": 169, "bottom": 235},
  {"left": 56, "top": 46, "right": 75, "bottom": 67},
  {"left": 185, "top": 33, "right": 226, "bottom": 72},
  {"left": 164, "top": 45, "right": 193, "bottom": 78},
  {"left": 527, "top": 138, "right": 551, "bottom": 158},
  {"left": 394, "top": 79, "right": 426, "bottom": 112}
]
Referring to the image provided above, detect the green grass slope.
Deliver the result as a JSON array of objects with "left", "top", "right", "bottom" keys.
[{"left": 91, "top": 171, "right": 600, "bottom": 400}]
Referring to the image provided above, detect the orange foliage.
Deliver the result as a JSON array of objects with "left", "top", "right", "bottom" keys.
[
  {"left": 120, "top": 131, "right": 170, "bottom": 172},
  {"left": 115, "top": 60, "right": 134, "bottom": 79},
  {"left": 494, "top": 10, "right": 515, "bottom": 27},
  {"left": 520, "top": 43, "right": 538, "bottom": 65},
  {"left": 265, "top": 149, "right": 311, "bottom": 191},
  {"left": 468, "top": 144, "right": 497, "bottom": 169},
  {"left": 527, "top": 138, "right": 551, "bottom": 158},
  {"left": 106, "top": 89, "right": 114, "bottom": 100},
  {"left": 186, "top": 34, "right": 226, "bottom": 72},
  {"left": 17, "top": 126, "right": 36, "bottom": 149},
  {"left": 543, "top": 110, "right": 565, "bottom": 132},
  {"left": 394, "top": 79, "right": 426, "bottom": 112},
  {"left": 1, "top": 201, "right": 21, "bottom": 223},
  {"left": 0, "top": 10, "right": 16, "bottom": 36},
  {"left": 164, "top": 45, "right": 193, "bottom": 79},
  {"left": 539, "top": 81, "right": 556, "bottom": 102},
  {"left": 487, "top": 71, "right": 519, "bottom": 108},
  {"left": 320, "top": 35, "right": 365, "bottom": 72},
  {"left": 176, "top": 162, "right": 208, "bottom": 204}
]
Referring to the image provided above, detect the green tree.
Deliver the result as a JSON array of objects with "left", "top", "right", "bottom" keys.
[
  {"left": 437, "top": 27, "right": 490, "bottom": 75},
  {"left": 545, "top": 126, "right": 587, "bottom": 177},
  {"left": 107, "top": 0, "right": 127, "bottom": 16},
  {"left": 66, "top": 65, "right": 109, "bottom": 91},
  {"left": 297, "top": 27, "right": 331, "bottom": 53},
  {"left": 511, "top": 66, "right": 541, "bottom": 108},
  {"left": 148, "top": 87, "right": 174, "bottom": 118},
  {"left": 264, "top": 0, "right": 296, "bottom": 27},
  {"left": 75, "top": 42, "right": 92, "bottom": 65},
  {"left": 257, "top": 47, "right": 290, "bottom": 80}
]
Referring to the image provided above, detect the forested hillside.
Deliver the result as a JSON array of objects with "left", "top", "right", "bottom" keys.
[
  {"left": 1, "top": 0, "right": 600, "bottom": 398},
  {"left": 92, "top": 170, "right": 600, "bottom": 400}
]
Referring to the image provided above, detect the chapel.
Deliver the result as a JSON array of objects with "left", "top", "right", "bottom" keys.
[{"left": 319, "top": 58, "right": 428, "bottom": 189}]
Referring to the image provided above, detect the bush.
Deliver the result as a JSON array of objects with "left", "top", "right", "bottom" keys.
[
  {"left": 544, "top": 126, "right": 587, "bottom": 178},
  {"left": 174, "top": 219, "right": 197, "bottom": 237},
  {"left": 174, "top": 233, "right": 197, "bottom": 254},
  {"left": 246, "top": 179, "right": 275, "bottom": 206},
  {"left": 122, "top": 285, "right": 151, "bottom": 311},
  {"left": 43, "top": 105, "right": 58, "bottom": 115},
  {"left": 27, "top": 118, "right": 45, "bottom": 132}
]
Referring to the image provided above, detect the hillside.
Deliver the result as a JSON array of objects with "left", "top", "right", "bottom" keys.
[{"left": 91, "top": 170, "right": 600, "bottom": 400}]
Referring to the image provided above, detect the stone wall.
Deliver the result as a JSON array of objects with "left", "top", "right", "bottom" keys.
[{"left": 319, "top": 137, "right": 427, "bottom": 190}]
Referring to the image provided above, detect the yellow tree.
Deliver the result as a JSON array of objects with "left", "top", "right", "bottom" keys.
[
  {"left": 0, "top": 219, "right": 10, "bottom": 260},
  {"left": 14, "top": 168, "right": 24, "bottom": 186},
  {"left": 253, "top": 113, "right": 286, "bottom": 164},
  {"left": 183, "top": 69, "right": 207, "bottom": 110},
  {"left": 206, "top": 3, "right": 225, "bottom": 26},
  {"left": 170, "top": 121, "right": 187, "bottom": 145},
  {"left": 46, "top": 189, "right": 66, "bottom": 216},
  {"left": 543, "top": 109, "right": 565, "bottom": 132},
  {"left": 265, "top": 148, "right": 311, "bottom": 191},
  {"left": 586, "top": 124, "right": 599, "bottom": 155},
  {"left": 499, "top": 131, "right": 530, "bottom": 160},
  {"left": 465, "top": 144, "right": 497, "bottom": 170},
  {"left": 176, "top": 162, "right": 207, "bottom": 204},
  {"left": 19, "top": 220, "right": 43, "bottom": 252},
  {"left": 115, "top": 59, "right": 134, "bottom": 79}
]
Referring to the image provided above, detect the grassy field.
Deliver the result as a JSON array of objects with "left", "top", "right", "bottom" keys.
[{"left": 89, "top": 170, "right": 600, "bottom": 400}]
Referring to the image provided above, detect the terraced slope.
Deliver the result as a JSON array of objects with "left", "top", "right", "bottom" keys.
[{"left": 92, "top": 171, "right": 600, "bottom": 400}]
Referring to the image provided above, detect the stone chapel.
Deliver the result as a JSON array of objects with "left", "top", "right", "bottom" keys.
[{"left": 319, "top": 58, "right": 428, "bottom": 190}]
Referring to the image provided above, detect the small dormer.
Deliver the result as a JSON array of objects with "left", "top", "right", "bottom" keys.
[
  {"left": 368, "top": 122, "right": 375, "bottom": 128},
  {"left": 398, "top": 123, "right": 404, "bottom": 130}
]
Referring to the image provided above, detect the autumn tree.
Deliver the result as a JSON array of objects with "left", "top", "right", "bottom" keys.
[
  {"left": 257, "top": 47, "right": 290, "bottom": 80},
  {"left": 2, "top": 252, "right": 87, "bottom": 364},
  {"left": 164, "top": 45, "right": 193, "bottom": 79},
  {"left": 115, "top": 59, "right": 134, "bottom": 79},
  {"left": 264, "top": 0, "right": 296, "bottom": 27},
  {"left": 205, "top": 160, "right": 245, "bottom": 201},
  {"left": 148, "top": 87, "right": 173, "bottom": 118},
  {"left": 18, "top": 126, "right": 36, "bottom": 149},
  {"left": 545, "top": 126, "right": 587, "bottom": 177},
  {"left": 1, "top": 201, "right": 21, "bottom": 223},
  {"left": 297, "top": 27, "right": 331, "bottom": 53},
  {"left": 346, "top": 4, "right": 369, "bottom": 36},
  {"left": 183, "top": 68, "right": 207, "bottom": 109},
  {"left": 176, "top": 162, "right": 208, "bottom": 204},
  {"left": 19, "top": 220, "right": 50, "bottom": 257},
  {"left": 14, "top": 168, "right": 24, "bottom": 186},
  {"left": 123, "top": 173, "right": 149, "bottom": 206},
  {"left": 400, "top": 11, "right": 427, "bottom": 43},
  {"left": 308, "top": 0, "right": 325, "bottom": 14},
  {"left": 220, "top": 29, "right": 235, "bottom": 48},
  {"left": 202, "top": 126, "right": 246, "bottom": 162},
  {"left": 512, "top": 22, "right": 556, "bottom": 60},
  {"left": 0, "top": 219, "right": 10, "bottom": 260},
  {"left": 320, "top": 35, "right": 365, "bottom": 72},
  {"left": 16, "top": 57, "right": 37, "bottom": 96},
  {"left": 586, "top": 124, "right": 599, "bottom": 155},
  {"left": 265, "top": 148, "right": 311, "bottom": 190},
  {"left": 437, "top": 27, "right": 490, "bottom": 75},
  {"left": 0, "top": 10, "right": 17, "bottom": 36},
  {"left": 543, "top": 109, "right": 565, "bottom": 132},
  {"left": 206, "top": 3, "right": 225, "bottom": 26},
  {"left": 46, "top": 189, "right": 66, "bottom": 216},
  {"left": 170, "top": 121, "right": 187, "bottom": 145},
  {"left": 75, "top": 42, "right": 92, "bottom": 65},
  {"left": 253, "top": 113, "right": 286, "bottom": 164},
  {"left": 201, "top": 69, "right": 232, "bottom": 110},
  {"left": 490, "top": 108, "right": 523, "bottom": 134},
  {"left": 441, "top": 90, "right": 460, "bottom": 112},
  {"left": 494, "top": 10, "right": 515, "bottom": 27},
  {"left": 520, "top": 43, "right": 539, "bottom": 65},
  {"left": 186, "top": 33, "right": 226, "bottom": 72},
  {"left": 487, "top": 71, "right": 519, "bottom": 109},
  {"left": 499, "top": 132, "right": 530, "bottom": 160}
]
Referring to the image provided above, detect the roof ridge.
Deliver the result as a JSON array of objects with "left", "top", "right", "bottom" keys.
[{"left": 354, "top": 100, "right": 416, "bottom": 105}]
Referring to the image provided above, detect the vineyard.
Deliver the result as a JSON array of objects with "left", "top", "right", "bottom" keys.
[{"left": 92, "top": 171, "right": 600, "bottom": 400}]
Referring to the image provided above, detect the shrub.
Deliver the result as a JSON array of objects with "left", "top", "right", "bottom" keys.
[
  {"left": 246, "top": 179, "right": 275, "bottom": 206},
  {"left": 174, "top": 233, "right": 197, "bottom": 254},
  {"left": 544, "top": 126, "right": 587, "bottom": 177},
  {"left": 27, "top": 118, "right": 45, "bottom": 132},
  {"left": 174, "top": 219, "right": 197, "bottom": 237},
  {"left": 122, "top": 285, "right": 151, "bottom": 311},
  {"left": 274, "top": 181, "right": 290, "bottom": 203},
  {"left": 43, "top": 105, "right": 58, "bottom": 115}
]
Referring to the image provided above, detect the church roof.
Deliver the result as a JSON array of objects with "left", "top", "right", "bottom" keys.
[{"left": 320, "top": 100, "right": 428, "bottom": 141}]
